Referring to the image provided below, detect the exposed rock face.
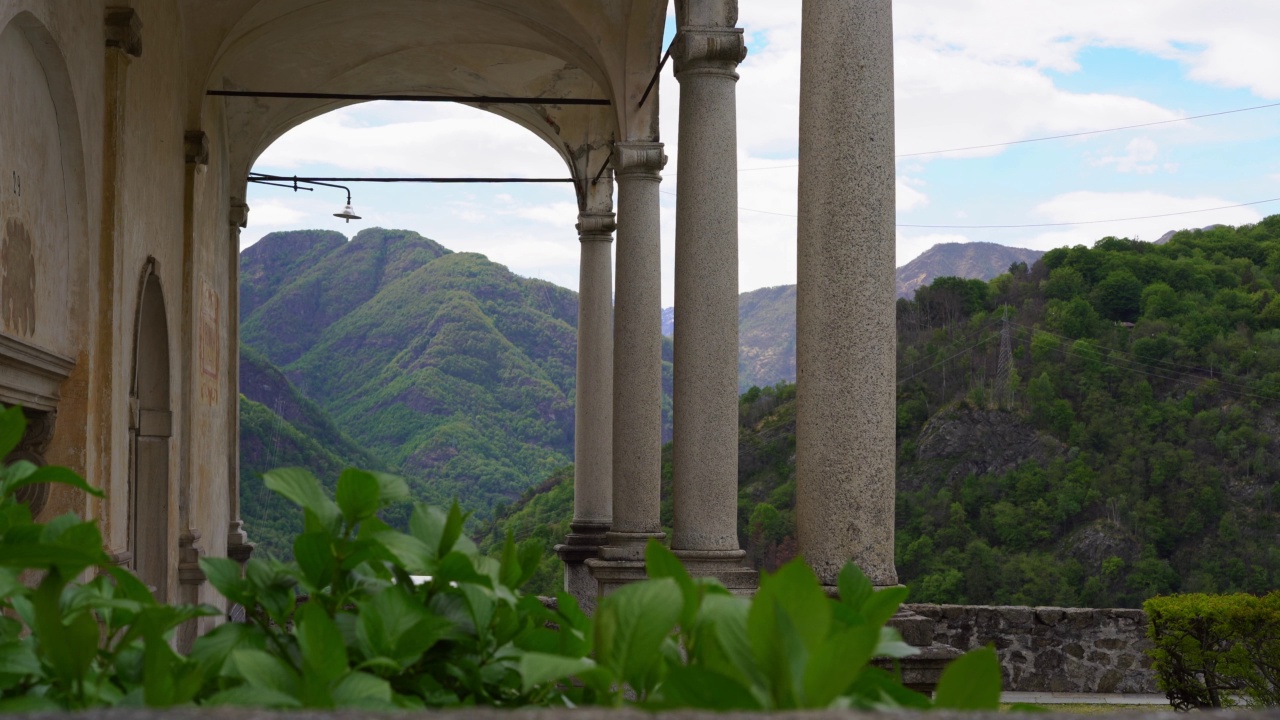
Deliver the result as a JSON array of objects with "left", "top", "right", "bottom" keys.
[
  {"left": 909, "top": 604, "right": 1157, "bottom": 693},
  {"left": 896, "top": 242, "right": 1044, "bottom": 299},
  {"left": 900, "top": 407, "right": 1065, "bottom": 492}
]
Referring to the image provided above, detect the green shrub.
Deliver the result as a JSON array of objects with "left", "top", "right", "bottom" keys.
[
  {"left": 0, "top": 403, "right": 1002, "bottom": 711},
  {"left": 1145, "top": 592, "right": 1280, "bottom": 709}
]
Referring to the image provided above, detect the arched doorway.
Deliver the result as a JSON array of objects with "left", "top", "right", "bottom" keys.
[{"left": 130, "top": 265, "right": 172, "bottom": 601}]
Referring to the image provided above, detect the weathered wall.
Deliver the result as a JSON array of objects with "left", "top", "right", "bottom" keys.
[
  {"left": 908, "top": 604, "right": 1157, "bottom": 694},
  {"left": 0, "top": 0, "right": 238, "bottom": 620}
]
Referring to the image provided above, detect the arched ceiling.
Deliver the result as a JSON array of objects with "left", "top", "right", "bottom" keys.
[{"left": 181, "top": 0, "right": 668, "bottom": 203}]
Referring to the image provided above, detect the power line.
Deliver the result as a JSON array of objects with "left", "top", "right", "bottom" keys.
[
  {"left": 658, "top": 188, "right": 1280, "bottom": 228},
  {"left": 670, "top": 100, "right": 1280, "bottom": 175}
]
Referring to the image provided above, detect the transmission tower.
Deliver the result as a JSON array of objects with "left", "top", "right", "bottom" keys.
[{"left": 994, "top": 306, "right": 1014, "bottom": 409}]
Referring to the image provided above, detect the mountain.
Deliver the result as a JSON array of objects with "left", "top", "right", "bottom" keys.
[
  {"left": 239, "top": 227, "right": 582, "bottom": 534},
  {"left": 490, "top": 217, "right": 1280, "bottom": 606},
  {"left": 896, "top": 242, "right": 1044, "bottom": 299}
]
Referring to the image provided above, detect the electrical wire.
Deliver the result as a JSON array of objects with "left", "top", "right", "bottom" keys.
[
  {"left": 658, "top": 189, "right": 1280, "bottom": 229},
  {"left": 668, "top": 100, "right": 1280, "bottom": 175}
]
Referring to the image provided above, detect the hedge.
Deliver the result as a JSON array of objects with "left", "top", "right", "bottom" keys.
[{"left": 1145, "top": 592, "right": 1280, "bottom": 709}]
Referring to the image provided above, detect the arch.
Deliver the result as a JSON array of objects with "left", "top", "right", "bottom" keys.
[
  {"left": 129, "top": 263, "right": 173, "bottom": 602},
  {"left": 197, "top": 0, "right": 651, "bottom": 208},
  {"left": 0, "top": 11, "right": 90, "bottom": 356}
]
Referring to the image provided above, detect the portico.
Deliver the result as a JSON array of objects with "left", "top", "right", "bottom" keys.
[{"left": 0, "top": 0, "right": 900, "bottom": 627}]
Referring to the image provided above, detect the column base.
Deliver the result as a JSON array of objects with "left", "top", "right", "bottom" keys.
[
  {"left": 674, "top": 548, "right": 759, "bottom": 594},
  {"left": 227, "top": 521, "right": 255, "bottom": 565},
  {"left": 599, "top": 530, "right": 666, "bottom": 561},
  {"left": 555, "top": 522, "right": 609, "bottom": 613},
  {"left": 585, "top": 557, "right": 649, "bottom": 597}
]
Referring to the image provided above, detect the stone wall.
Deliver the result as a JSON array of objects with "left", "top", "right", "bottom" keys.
[{"left": 908, "top": 604, "right": 1157, "bottom": 694}]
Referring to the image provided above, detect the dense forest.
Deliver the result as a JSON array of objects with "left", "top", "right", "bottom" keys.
[{"left": 486, "top": 217, "right": 1280, "bottom": 605}]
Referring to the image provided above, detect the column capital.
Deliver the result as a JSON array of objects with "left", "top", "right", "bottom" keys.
[
  {"left": 673, "top": 27, "right": 747, "bottom": 78},
  {"left": 229, "top": 199, "right": 249, "bottom": 229},
  {"left": 576, "top": 211, "right": 616, "bottom": 243},
  {"left": 104, "top": 7, "right": 143, "bottom": 58},
  {"left": 614, "top": 142, "right": 667, "bottom": 181}
]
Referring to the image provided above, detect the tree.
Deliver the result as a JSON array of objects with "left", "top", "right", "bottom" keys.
[{"left": 1091, "top": 269, "right": 1144, "bottom": 322}]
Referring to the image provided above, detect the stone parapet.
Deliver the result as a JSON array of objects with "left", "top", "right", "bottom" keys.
[{"left": 907, "top": 604, "right": 1156, "bottom": 693}]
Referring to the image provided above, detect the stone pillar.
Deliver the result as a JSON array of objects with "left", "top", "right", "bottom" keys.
[
  {"left": 556, "top": 192, "right": 615, "bottom": 610},
  {"left": 669, "top": 12, "right": 756, "bottom": 591},
  {"left": 587, "top": 142, "right": 667, "bottom": 595},
  {"left": 795, "top": 0, "right": 898, "bottom": 587},
  {"left": 226, "top": 201, "right": 254, "bottom": 565}
]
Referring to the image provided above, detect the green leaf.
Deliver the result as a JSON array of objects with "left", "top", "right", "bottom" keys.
[
  {"left": 0, "top": 641, "right": 40, "bottom": 675},
  {"left": 594, "top": 577, "right": 682, "bottom": 694},
  {"left": 293, "top": 532, "right": 335, "bottom": 590},
  {"left": 263, "top": 468, "right": 341, "bottom": 531},
  {"left": 5, "top": 464, "right": 103, "bottom": 500},
  {"left": 0, "top": 695, "right": 60, "bottom": 713},
  {"left": 874, "top": 626, "right": 920, "bottom": 659},
  {"left": 204, "top": 685, "right": 303, "bottom": 708},
  {"left": 333, "top": 671, "right": 394, "bottom": 709},
  {"left": 336, "top": 468, "right": 381, "bottom": 525},
  {"left": 0, "top": 406, "right": 24, "bottom": 460},
  {"left": 519, "top": 652, "right": 596, "bottom": 693},
  {"left": 837, "top": 562, "right": 874, "bottom": 612},
  {"left": 651, "top": 666, "right": 763, "bottom": 710},
  {"left": 440, "top": 501, "right": 467, "bottom": 556},
  {"left": 645, "top": 540, "right": 700, "bottom": 630},
  {"left": 802, "top": 624, "right": 880, "bottom": 707},
  {"left": 200, "top": 557, "right": 250, "bottom": 606},
  {"left": 846, "top": 665, "right": 933, "bottom": 709},
  {"left": 369, "top": 471, "right": 410, "bottom": 506},
  {"left": 862, "top": 585, "right": 909, "bottom": 628},
  {"left": 297, "top": 601, "right": 348, "bottom": 682},
  {"left": 933, "top": 645, "right": 1002, "bottom": 710},
  {"left": 408, "top": 504, "right": 447, "bottom": 556},
  {"left": 231, "top": 648, "right": 300, "bottom": 696},
  {"left": 369, "top": 530, "right": 435, "bottom": 575},
  {"left": 748, "top": 558, "right": 831, "bottom": 706}
]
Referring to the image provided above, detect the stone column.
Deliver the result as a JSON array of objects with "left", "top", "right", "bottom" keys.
[
  {"left": 795, "top": 0, "right": 898, "bottom": 587},
  {"left": 669, "top": 13, "right": 756, "bottom": 591},
  {"left": 226, "top": 201, "right": 254, "bottom": 565},
  {"left": 556, "top": 194, "right": 615, "bottom": 609},
  {"left": 587, "top": 142, "right": 667, "bottom": 595}
]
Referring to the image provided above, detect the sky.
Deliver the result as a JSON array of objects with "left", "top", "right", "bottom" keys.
[{"left": 245, "top": 0, "right": 1280, "bottom": 306}]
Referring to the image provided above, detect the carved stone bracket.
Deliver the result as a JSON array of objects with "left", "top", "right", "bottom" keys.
[
  {"left": 178, "top": 529, "right": 207, "bottom": 585},
  {"left": 229, "top": 199, "right": 249, "bottom": 229},
  {"left": 576, "top": 212, "right": 616, "bottom": 243},
  {"left": 104, "top": 7, "right": 142, "bottom": 58},
  {"left": 184, "top": 131, "right": 209, "bottom": 167},
  {"left": 613, "top": 142, "right": 667, "bottom": 181},
  {"left": 673, "top": 27, "right": 747, "bottom": 77}
]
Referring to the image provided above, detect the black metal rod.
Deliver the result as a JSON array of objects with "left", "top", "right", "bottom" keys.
[
  {"left": 209, "top": 89, "right": 610, "bottom": 106},
  {"left": 250, "top": 173, "right": 574, "bottom": 184},
  {"left": 638, "top": 35, "right": 678, "bottom": 109},
  {"left": 247, "top": 179, "right": 314, "bottom": 192},
  {"left": 591, "top": 154, "right": 612, "bottom": 185}
]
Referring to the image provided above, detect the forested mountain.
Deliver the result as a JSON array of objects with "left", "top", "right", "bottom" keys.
[
  {"left": 238, "top": 228, "right": 583, "bottom": 558},
  {"left": 486, "top": 217, "right": 1280, "bottom": 605},
  {"left": 896, "top": 242, "right": 1044, "bottom": 299}
]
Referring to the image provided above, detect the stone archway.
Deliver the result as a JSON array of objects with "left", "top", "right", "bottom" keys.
[{"left": 129, "top": 265, "right": 172, "bottom": 601}]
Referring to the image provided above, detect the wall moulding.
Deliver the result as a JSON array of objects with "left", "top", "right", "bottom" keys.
[{"left": 0, "top": 333, "right": 74, "bottom": 412}]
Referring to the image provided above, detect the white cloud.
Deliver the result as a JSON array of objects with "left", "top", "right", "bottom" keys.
[
  {"left": 1020, "top": 191, "right": 1265, "bottom": 249},
  {"left": 1092, "top": 137, "right": 1162, "bottom": 174},
  {"left": 245, "top": 198, "right": 308, "bottom": 228}
]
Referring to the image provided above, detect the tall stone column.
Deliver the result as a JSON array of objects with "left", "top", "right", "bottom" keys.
[
  {"left": 669, "top": 13, "right": 756, "bottom": 591},
  {"left": 226, "top": 202, "right": 254, "bottom": 565},
  {"left": 795, "top": 0, "right": 898, "bottom": 588},
  {"left": 556, "top": 195, "right": 615, "bottom": 609},
  {"left": 588, "top": 142, "right": 666, "bottom": 595}
]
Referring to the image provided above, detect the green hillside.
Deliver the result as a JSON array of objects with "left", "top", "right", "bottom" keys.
[
  {"left": 239, "top": 228, "right": 584, "bottom": 538},
  {"left": 487, "top": 217, "right": 1280, "bottom": 605}
]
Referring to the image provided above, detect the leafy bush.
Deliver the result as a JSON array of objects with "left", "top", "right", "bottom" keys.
[
  {"left": 0, "top": 403, "right": 1002, "bottom": 711},
  {"left": 0, "top": 405, "right": 219, "bottom": 710},
  {"left": 1146, "top": 592, "right": 1280, "bottom": 709}
]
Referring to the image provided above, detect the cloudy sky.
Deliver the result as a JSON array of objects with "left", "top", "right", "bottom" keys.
[{"left": 245, "top": 0, "right": 1280, "bottom": 305}]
